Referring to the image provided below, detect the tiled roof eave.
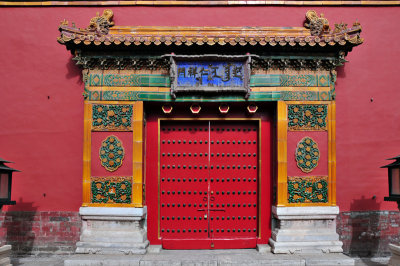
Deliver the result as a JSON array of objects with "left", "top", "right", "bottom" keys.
[{"left": 58, "top": 25, "right": 363, "bottom": 49}]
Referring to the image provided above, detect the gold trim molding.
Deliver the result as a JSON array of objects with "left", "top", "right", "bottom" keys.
[{"left": 2, "top": 1, "right": 400, "bottom": 6}]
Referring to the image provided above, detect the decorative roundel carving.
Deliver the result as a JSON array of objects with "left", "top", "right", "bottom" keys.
[
  {"left": 295, "top": 137, "right": 320, "bottom": 173},
  {"left": 99, "top": 135, "right": 125, "bottom": 172}
]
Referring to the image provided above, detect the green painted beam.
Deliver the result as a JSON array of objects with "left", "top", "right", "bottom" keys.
[
  {"left": 88, "top": 73, "right": 331, "bottom": 87},
  {"left": 250, "top": 74, "right": 331, "bottom": 87},
  {"left": 89, "top": 74, "right": 170, "bottom": 87},
  {"left": 85, "top": 90, "right": 332, "bottom": 102}
]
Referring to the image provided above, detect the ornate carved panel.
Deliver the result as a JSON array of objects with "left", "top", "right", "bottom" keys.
[
  {"left": 295, "top": 137, "right": 320, "bottom": 173},
  {"left": 90, "top": 176, "right": 132, "bottom": 204},
  {"left": 288, "top": 104, "right": 328, "bottom": 131},
  {"left": 287, "top": 176, "right": 328, "bottom": 203},
  {"left": 92, "top": 104, "right": 133, "bottom": 131},
  {"left": 99, "top": 135, "right": 125, "bottom": 171}
]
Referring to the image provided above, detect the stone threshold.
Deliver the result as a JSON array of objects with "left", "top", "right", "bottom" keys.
[{"left": 63, "top": 249, "right": 356, "bottom": 266}]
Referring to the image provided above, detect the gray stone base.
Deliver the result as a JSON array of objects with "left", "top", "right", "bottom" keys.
[
  {"left": 0, "top": 245, "right": 11, "bottom": 266},
  {"left": 256, "top": 244, "right": 271, "bottom": 253},
  {"left": 269, "top": 239, "right": 343, "bottom": 254},
  {"left": 147, "top": 245, "right": 162, "bottom": 254},
  {"left": 269, "top": 206, "right": 343, "bottom": 254},
  {"left": 76, "top": 207, "right": 149, "bottom": 255},
  {"left": 388, "top": 243, "right": 400, "bottom": 266}
]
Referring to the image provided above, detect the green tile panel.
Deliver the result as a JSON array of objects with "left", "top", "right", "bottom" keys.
[
  {"left": 250, "top": 74, "right": 331, "bottom": 87},
  {"left": 88, "top": 73, "right": 330, "bottom": 88},
  {"left": 85, "top": 90, "right": 332, "bottom": 102},
  {"left": 89, "top": 73, "right": 170, "bottom": 87}
]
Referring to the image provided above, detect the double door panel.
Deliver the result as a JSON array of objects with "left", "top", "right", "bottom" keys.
[{"left": 160, "top": 120, "right": 258, "bottom": 249}]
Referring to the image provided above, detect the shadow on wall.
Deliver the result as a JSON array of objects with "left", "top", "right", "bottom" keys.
[
  {"left": 0, "top": 198, "right": 38, "bottom": 256},
  {"left": 336, "top": 65, "right": 346, "bottom": 79},
  {"left": 337, "top": 196, "right": 400, "bottom": 257},
  {"left": 0, "top": 198, "right": 82, "bottom": 257},
  {"left": 65, "top": 54, "right": 83, "bottom": 84}
]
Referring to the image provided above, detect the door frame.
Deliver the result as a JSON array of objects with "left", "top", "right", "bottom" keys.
[{"left": 145, "top": 103, "right": 273, "bottom": 248}]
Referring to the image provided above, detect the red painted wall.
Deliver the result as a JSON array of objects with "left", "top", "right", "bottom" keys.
[{"left": 0, "top": 6, "right": 399, "bottom": 212}]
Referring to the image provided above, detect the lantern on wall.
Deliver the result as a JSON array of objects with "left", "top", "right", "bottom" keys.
[
  {"left": 0, "top": 158, "right": 19, "bottom": 207},
  {"left": 383, "top": 155, "right": 400, "bottom": 205}
]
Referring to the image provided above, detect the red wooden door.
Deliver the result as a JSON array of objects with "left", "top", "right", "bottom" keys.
[
  {"left": 208, "top": 121, "right": 258, "bottom": 248},
  {"left": 160, "top": 121, "right": 210, "bottom": 248},
  {"left": 160, "top": 120, "right": 259, "bottom": 249}
]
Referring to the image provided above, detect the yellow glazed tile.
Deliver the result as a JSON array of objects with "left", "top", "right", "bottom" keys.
[
  {"left": 132, "top": 183, "right": 143, "bottom": 205},
  {"left": 133, "top": 162, "right": 143, "bottom": 183}
]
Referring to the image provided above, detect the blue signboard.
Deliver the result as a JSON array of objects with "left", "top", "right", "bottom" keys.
[{"left": 176, "top": 61, "right": 245, "bottom": 87}]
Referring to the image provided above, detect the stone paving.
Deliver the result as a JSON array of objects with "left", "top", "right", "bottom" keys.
[{"left": 10, "top": 250, "right": 391, "bottom": 266}]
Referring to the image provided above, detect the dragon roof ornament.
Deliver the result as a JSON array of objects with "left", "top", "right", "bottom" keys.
[
  {"left": 58, "top": 9, "right": 363, "bottom": 49},
  {"left": 304, "top": 10, "right": 330, "bottom": 36},
  {"left": 87, "top": 9, "right": 114, "bottom": 35}
]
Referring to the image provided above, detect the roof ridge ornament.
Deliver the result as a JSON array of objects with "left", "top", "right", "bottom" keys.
[
  {"left": 304, "top": 10, "right": 330, "bottom": 36},
  {"left": 87, "top": 9, "right": 114, "bottom": 35}
]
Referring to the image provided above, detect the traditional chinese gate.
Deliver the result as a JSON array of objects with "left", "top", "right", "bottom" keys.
[
  {"left": 58, "top": 9, "right": 364, "bottom": 255},
  {"left": 160, "top": 120, "right": 259, "bottom": 249}
]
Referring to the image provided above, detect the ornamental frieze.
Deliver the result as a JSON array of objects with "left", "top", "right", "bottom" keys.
[
  {"left": 73, "top": 53, "right": 170, "bottom": 70},
  {"left": 89, "top": 73, "right": 170, "bottom": 87},
  {"left": 250, "top": 74, "right": 331, "bottom": 87},
  {"left": 251, "top": 57, "right": 343, "bottom": 71},
  {"left": 288, "top": 104, "right": 328, "bottom": 131},
  {"left": 75, "top": 54, "right": 344, "bottom": 71},
  {"left": 295, "top": 137, "right": 320, "bottom": 173},
  {"left": 287, "top": 176, "right": 328, "bottom": 203},
  {"left": 91, "top": 176, "right": 132, "bottom": 204},
  {"left": 280, "top": 91, "right": 319, "bottom": 101},
  {"left": 84, "top": 89, "right": 332, "bottom": 102},
  {"left": 280, "top": 75, "right": 315, "bottom": 87},
  {"left": 92, "top": 104, "right": 133, "bottom": 131},
  {"left": 99, "top": 135, "right": 125, "bottom": 172},
  {"left": 89, "top": 73, "right": 331, "bottom": 88}
]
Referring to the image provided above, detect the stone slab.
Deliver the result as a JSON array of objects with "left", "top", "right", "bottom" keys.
[
  {"left": 11, "top": 255, "right": 68, "bottom": 266},
  {"left": 0, "top": 245, "right": 11, "bottom": 266},
  {"left": 388, "top": 243, "right": 400, "bottom": 266},
  {"left": 64, "top": 255, "right": 142, "bottom": 266},
  {"left": 269, "top": 238, "right": 343, "bottom": 254},
  {"left": 147, "top": 245, "right": 162, "bottom": 254},
  {"left": 11, "top": 254, "right": 387, "bottom": 266},
  {"left": 304, "top": 254, "right": 355, "bottom": 265},
  {"left": 272, "top": 206, "right": 340, "bottom": 219},
  {"left": 64, "top": 249, "right": 357, "bottom": 266},
  {"left": 79, "top": 207, "right": 147, "bottom": 217},
  {"left": 256, "top": 244, "right": 271, "bottom": 253}
]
